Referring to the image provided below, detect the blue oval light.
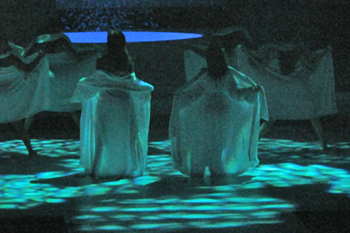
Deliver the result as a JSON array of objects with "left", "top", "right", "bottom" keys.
[{"left": 64, "top": 31, "right": 202, "bottom": 43}]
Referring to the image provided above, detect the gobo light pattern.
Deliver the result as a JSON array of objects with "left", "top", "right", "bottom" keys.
[{"left": 0, "top": 139, "right": 350, "bottom": 231}]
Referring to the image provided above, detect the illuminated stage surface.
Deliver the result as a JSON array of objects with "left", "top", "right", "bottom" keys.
[{"left": 0, "top": 119, "right": 350, "bottom": 232}]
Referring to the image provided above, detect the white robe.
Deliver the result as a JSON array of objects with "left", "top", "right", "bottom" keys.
[
  {"left": 47, "top": 51, "right": 100, "bottom": 112},
  {"left": 71, "top": 70, "right": 154, "bottom": 177},
  {"left": 170, "top": 67, "right": 268, "bottom": 176},
  {"left": 0, "top": 52, "right": 50, "bottom": 123},
  {"left": 184, "top": 45, "right": 337, "bottom": 120},
  {"left": 233, "top": 46, "right": 337, "bottom": 119}
]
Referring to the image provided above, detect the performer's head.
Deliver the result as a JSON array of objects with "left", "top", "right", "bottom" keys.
[
  {"left": 278, "top": 46, "right": 302, "bottom": 76},
  {"left": 106, "top": 30, "right": 134, "bottom": 73},
  {"left": 107, "top": 30, "right": 126, "bottom": 51},
  {"left": 206, "top": 39, "right": 228, "bottom": 80}
]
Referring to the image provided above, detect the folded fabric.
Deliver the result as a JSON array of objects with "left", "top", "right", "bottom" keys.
[
  {"left": 7, "top": 41, "right": 26, "bottom": 57},
  {"left": 0, "top": 53, "right": 50, "bottom": 123},
  {"left": 170, "top": 67, "right": 268, "bottom": 176},
  {"left": 233, "top": 46, "right": 337, "bottom": 119},
  {"left": 47, "top": 51, "right": 100, "bottom": 112},
  {"left": 184, "top": 45, "right": 337, "bottom": 120},
  {"left": 71, "top": 70, "right": 154, "bottom": 177}
]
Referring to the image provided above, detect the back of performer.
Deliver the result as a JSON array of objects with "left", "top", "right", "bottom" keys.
[
  {"left": 169, "top": 37, "right": 266, "bottom": 178},
  {"left": 72, "top": 30, "right": 153, "bottom": 178}
]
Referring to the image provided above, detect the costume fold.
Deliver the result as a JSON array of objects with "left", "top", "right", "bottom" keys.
[
  {"left": 170, "top": 67, "right": 268, "bottom": 176},
  {"left": 184, "top": 45, "right": 337, "bottom": 120},
  {"left": 47, "top": 51, "right": 100, "bottom": 112},
  {"left": 71, "top": 70, "right": 153, "bottom": 177},
  {"left": 0, "top": 52, "right": 50, "bottom": 123}
]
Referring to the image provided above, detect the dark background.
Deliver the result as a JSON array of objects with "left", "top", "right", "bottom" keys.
[
  {"left": 56, "top": 1, "right": 349, "bottom": 92},
  {"left": 1, "top": 0, "right": 348, "bottom": 91}
]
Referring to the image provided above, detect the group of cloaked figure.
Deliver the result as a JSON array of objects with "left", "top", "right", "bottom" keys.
[{"left": 0, "top": 20, "right": 336, "bottom": 178}]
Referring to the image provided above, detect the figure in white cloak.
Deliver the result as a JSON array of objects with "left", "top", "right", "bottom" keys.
[
  {"left": 0, "top": 37, "right": 48, "bottom": 156},
  {"left": 24, "top": 17, "right": 101, "bottom": 125},
  {"left": 170, "top": 39, "right": 268, "bottom": 178},
  {"left": 184, "top": 27, "right": 337, "bottom": 150},
  {"left": 71, "top": 30, "right": 153, "bottom": 178},
  {"left": 235, "top": 42, "right": 336, "bottom": 150}
]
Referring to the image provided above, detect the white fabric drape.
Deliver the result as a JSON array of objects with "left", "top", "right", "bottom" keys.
[
  {"left": 170, "top": 67, "right": 268, "bottom": 176},
  {"left": 184, "top": 45, "right": 337, "bottom": 120},
  {"left": 47, "top": 52, "right": 100, "bottom": 112},
  {"left": 71, "top": 70, "right": 153, "bottom": 177},
  {"left": 0, "top": 53, "right": 50, "bottom": 123},
  {"left": 233, "top": 46, "right": 337, "bottom": 119}
]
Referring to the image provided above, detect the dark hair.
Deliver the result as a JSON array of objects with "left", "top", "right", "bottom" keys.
[
  {"left": 278, "top": 47, "right": 302, "bottom": 75},
  {"left": 107, "top": 30, "right": 126, "bottom": 51},
  {"left": 206, "top": 40, "right": 228, "bottom": 80},
  {"left": 104, "top": 30, "right": 134, "bottom": 73}
]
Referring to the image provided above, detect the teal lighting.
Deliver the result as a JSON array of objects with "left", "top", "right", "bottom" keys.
[
  {"left": 0, "top": 139, "right": 350, "bottom": 231},
  {"left": 120, "top": 207, "right": 160, "bottom": 212},
  {"left": 91, "top": 206, "right": 120, "bottom": 212},
  {"left": 74, "top": 215, "right": 101, "bottom": 220},
  {"left": 111, "top": 214, "right": 136, "bottom": 221},
  {"left": 132, "top": 176, "right": 161, "bottom": 186},
  {"left": 102, "top": 179, "right": 132, "bottom": 186},
  {"left": 132, "top": 223, "right": 169, "bottom": 229},
  {"left": 97, "top": 225, "right": 126, "bottom": 230}
]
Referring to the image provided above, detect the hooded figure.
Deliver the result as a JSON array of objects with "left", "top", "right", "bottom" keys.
[
  {"left": 170, "top": 38, "right": 268, "bottom": 177},
  {"left": 72, "top": 30, "right": 153, "bottom": 178}
]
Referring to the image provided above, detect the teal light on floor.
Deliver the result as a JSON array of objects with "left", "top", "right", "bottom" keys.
[{"left": 0, "top": 139, "right": 350, "bottom": 231}]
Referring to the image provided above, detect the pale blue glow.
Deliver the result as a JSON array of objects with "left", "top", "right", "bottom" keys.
[
  {"left": 119, "top": 198, "right": 157, "bottom": 205},
  {"left": 46, "top": 198, "right": 66, "bottom": 203},
  {"left": 132, "top": 176, "right": 160, "bottom": 186},
  {"left": 132, "top": 223, "right": 170, "bottom": 229},
  {"left": 182, "top": 198, "right": 223, "bottom": 204},
  {"left": 114, "top": 187, "right": 138, "bottom": 194},
  {"left": 121, "top": 207, "right": 160, "bottom": 212},
  {"left": 111, "top": 214, "right": 135, "bottom": 220},
  {"left": 83, "top": 186, "right": 111, "bottom": 196},
  {"left": 102, "top": 179, "right": 131, "bottom": 186},
  {"left": 74, "top": 215, "right": 101, "bottom": 220},
  {"left": 64, "top": 31, "right": 203, "bottom": 43},
  {"left": 97, "top": 225, "right": 126, "bottom": 230},
  {"left": 36, "top": 171, "right": 67, "bottom": 179},
  {"left": 91, "top": 206, "right": 120, "bottom": 212}
]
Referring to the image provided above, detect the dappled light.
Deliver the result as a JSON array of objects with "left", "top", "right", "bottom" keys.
[{"left": 0, "top": 139, "right": 350, "bottom": 231}]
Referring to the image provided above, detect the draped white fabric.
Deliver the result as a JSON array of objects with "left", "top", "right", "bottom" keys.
[
  {"left": 7, "top": 41, "right": 26, "bottom": 57},
  {"left": 184, "top": 45, "right": 337, "bottom": 120},
  {"left": 170, "top": 67, "right": 268, "bottom": 176},
  {"left": 233, "top": 46, "right": 337, "bottom": 120},
  {"left": 71, "top": 70, "right": 154, "bottom": 177},
  {"left": 0, "top": 53, "right": 50, "bottom": 123},
  {"left": 47, "top": 52, "right": 100, "bottom": 112}
]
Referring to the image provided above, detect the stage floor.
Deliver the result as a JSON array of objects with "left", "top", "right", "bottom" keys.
[{"left": 0, "top": 114, "right": 349, "bottom": 233}]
